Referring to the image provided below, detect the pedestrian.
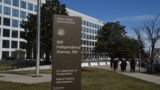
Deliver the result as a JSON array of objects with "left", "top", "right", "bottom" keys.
[
  {"left": 110, "top": 60, "right": 113, "bottom": 69},
  {"left": 130, "top": 58, "right": 136, "bottom": 73},
  {"left": 120, "top": 59, "right": 127, "bottom": 72},
  {"left": 113, "top": 59, "right": 118, "bottom": 71}
]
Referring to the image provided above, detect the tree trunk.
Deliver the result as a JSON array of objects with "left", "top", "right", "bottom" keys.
[{"left": 151, "top": 44, "right": 155, "bottom": 73}]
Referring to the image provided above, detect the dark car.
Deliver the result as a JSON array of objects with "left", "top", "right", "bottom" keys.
[
  {"left": 153, "top": 60, "right": 160, "bottom": 72},
  {"left": 138, "top": 60, "right": 151, "bottom": 68},
  {"left": 138, "top": 60, "right": 146, "bottom": 67},
  {"left": 146, "top": 60, "right": 160, "bottom": 72}
]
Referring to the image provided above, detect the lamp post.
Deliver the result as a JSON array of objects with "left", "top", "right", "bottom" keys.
[{"left": 35, "top": 0, "right": 41, "bottom": 77}]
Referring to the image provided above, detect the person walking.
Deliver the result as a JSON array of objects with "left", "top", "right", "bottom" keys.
[
  {"left": 113, "top": 59, "right": 119, "bottom": 71},
  {"left": 120, "top": 59, "right": 127, "bottom": 72},
  {"left": 130, "top": 58, "right": 136, "bottom": 73},
  {"left": 110, "top": 60, "right": 113, "bottom": 69}
]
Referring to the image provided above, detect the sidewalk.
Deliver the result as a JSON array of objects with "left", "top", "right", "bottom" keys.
[
  {"left": 0, "top": 65, "right": 160, "bottom": 85},
  {"left": 96, "top": 65, "right": 160, "bottom": 85},
  {"left": 0, "top": 73, "right": 51, "bottom": 84}
]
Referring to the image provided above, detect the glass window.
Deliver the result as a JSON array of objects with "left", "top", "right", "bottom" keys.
[
  {"left": 28, "top": 13, "right": 32, "bottom": 16},
  {"left": 20, "top": 11, "right": 26, "bottom": 18},
  {"left": 0, "top": 17, "right": 1, "bottom": 25},
  {"left": 12, "top": 0, "right": 19, "bottom": 7},
  {"left": 4, "top": 6, "right": 11, "bottom": 15},
  {"left": 20, "top": 31, "right": 25, "bottom": 39},
  {"left": 0, "top": 28, "right": 1, "bottom": 36},
  {"left": 2, "top": 40, "right": 10, "bottom": 48},
  {"left": 28, "top": 3, "right": 33, "bottom": 11},
  {"left": 20, "top": 41, "right": 25, "bottom": 49},
  {"left": 12, "top": 8, "right": 19, "bottom": 17},
  {"left": 34, "top": 5, "right": 37, "bottom": 12},
  {"left": 12, "top": 30, "right": 18, "bottom": 38},
  {"left": 11, "top": 41, "right": 17, "bottom": 48},
  {"left": 0, "top": 5, "right": 2, "bottom": 13},
  {"left": 12, "top": 19, "right": 19, "bottom": 27},
  {"left": 4, "top": 0, "right": 11, "bottom": 4},
  {"left": 3, "top": 29, "right": 10, "bottom": 37},
  {"left": 3, "top": 18, "right": 10, "bottom": 26},
  {"left": 21, "top": 1, "right": 26, "bottom": 9},
  {"left": 84, "top": 21, "right": 86, "bottom": 26},
  {"left": 11, "top": 51, "right": 17, "bottom": 58},
  {"left": 2, "top": 51, "right": 9, "bottom": 58}
]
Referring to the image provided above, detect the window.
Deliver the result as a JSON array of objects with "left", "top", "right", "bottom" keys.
[
  {"left": 0, "top": 17, "right": 1, "bottom": 25},
  {"left": 3, "top": 18, "right": 10, "bottom": 26},
  {"left": 12, "top": 30, "right": 18, "bottom": 38},
  {"left": 11, "top": 41, "right": 17, "bottom": 48},
  {"left": 28, "top": 3, "right": 33, "bottom": 11},
  {"left": 20, "top": 41, "right": 25, "bottom": 49},
  {"left": 20, "top": 11, "right": 26, "bottom": 18},
  {"left": 20, "top": 31, "right": 25, "bottom": 39},
  {"left": 2, "top": 51, "right": 9, "bottom": 58},
  {"left": 12, "top": 0, "right": 19, "bottom": 7},
  {"left": 28, "top": 13, "right": 32, "bottom": 16},
  {"left": 2, "top": 40, "right": 10, "bottom": 48},
  {"left": 21, "top": 1, "right": 26, "bottom": 9},
  {"left": 12, "top": 19, "right": 19, "bottom": 27},
  {"left": 4, "top": 6, "right": 11, "bottom": 15},
  {"left": 12, "top": 8, "right": 19, "bottom": 17},
  {"left": 0, "top": 5, "right": 2, "bottom": 13},
  {"left": 0, "top": 28, "right": 1, "bottom": 36},
  {"left": 4, "top": 0, "right": 11, "bottom": 4},
  {"left": 34, "top": 5, "right": 37, "bottom": 12},
  {"left": 3, "top": 29, "right": 10, "bottom": 37},
  {"left": 11, "top": 51, "right": 17, "bottom": 58}
]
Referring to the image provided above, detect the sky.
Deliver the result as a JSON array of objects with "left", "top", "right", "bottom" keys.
[{"left": 59, "top": 0, "right": 160, "bottom": 49}]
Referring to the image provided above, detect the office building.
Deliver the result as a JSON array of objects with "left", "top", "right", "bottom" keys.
[
  {"left": 67, "top": 8, "right": 104, "bottom": 60},
  {"left": 0, "top": 0, "right": 104, "bottom": 60}
]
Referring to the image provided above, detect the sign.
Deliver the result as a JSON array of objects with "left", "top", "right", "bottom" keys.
[{"left": 52, "top": 15, "right": 81, "bottom": 90}]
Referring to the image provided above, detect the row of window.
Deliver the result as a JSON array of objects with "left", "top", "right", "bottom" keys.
[
  {"left": 0, "top": 28, "right": 24, "bottom": 38},
  {"left": 2, "top": 40, "right": 25, "bottom": 49},
  {"left": 82, "top": 33, "right": 97, "bottom": 40},
  {"left": 82, "top": 40, "right": 96, "bottom": 46},
  {"left": 0, "top": 5, "right": 32, "bottom": 18},
  {"left": 82, "top": 20, "right": 102, "bottom": 29},
  {"left": 82, "top": 47, "right": 95, "bottom": 53},
  {"left": 2, "top": 50, "right": 24, "bottom": 59},
  {"left": 2, "top": 0, "right": 37, "bottom": 12},
  {"left": 0, "top": 17, "right": 21, "bottom": 27},
  {"left": 82, "top": 27, "right": 98, "bottom": 34}
]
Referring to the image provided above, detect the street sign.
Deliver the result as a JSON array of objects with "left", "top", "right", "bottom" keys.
[{"left": 52, "top": 15, "right": 81, "bottom": 90}]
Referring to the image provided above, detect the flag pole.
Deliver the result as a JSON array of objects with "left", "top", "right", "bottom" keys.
[{"left": 35, "top": 0, "right": 41, "bottom": 77}]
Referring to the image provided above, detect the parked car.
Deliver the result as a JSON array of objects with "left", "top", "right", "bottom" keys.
[
  {"left": 138, "top": 60, "right": 146, "bottom": 67},
  {"left": 138, "top": 59, "right": 151, "bottom": 68},
  {"left": 153, "top": 60, "right": 160, "bottom": 72},
  {"left": 146, "top": 60, "right": 160, "bottom": 72}
]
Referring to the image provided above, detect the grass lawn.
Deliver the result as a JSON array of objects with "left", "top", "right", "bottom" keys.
[
  {"left": 0, "top": 64, "right": 13, "bottom": 71},
  {"left": 0, "top": 68, "right": 160, "bottom": 90}
]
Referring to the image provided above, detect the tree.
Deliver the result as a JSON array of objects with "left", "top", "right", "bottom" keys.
[
  {"left": 142, "top": 15, "right": 160, "bottom": 72},
  {"left": 95, "top": 21, "right": 129, "bottom": 60},
  {"left": 20, "top": 0, "right": 68, "bottom": 63},
  {"left": 133, "top": 27, "right": 146, "bottom": 59}
]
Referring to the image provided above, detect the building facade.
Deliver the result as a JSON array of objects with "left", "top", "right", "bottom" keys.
[
  {"left": 67, "top": 8, "right": 104, "bottom": 60},
  {"left": 0, "top": 0, "right": 104, "bottom": 60}
]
